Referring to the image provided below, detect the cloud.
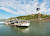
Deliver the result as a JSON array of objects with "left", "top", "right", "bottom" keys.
[
  {"left": 0, "top": 7, "right": 18, "bottom": 14},
  {"left": 0, "top": 0, "right": 50, "bottom": 15}
]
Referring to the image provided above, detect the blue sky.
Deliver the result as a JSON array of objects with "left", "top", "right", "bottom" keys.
[
  {"left": 0, "top": 0, "right": 50, "bottom": 19},
  {"left": 0, "top": 9, "right": 19, "bottom": 19}
]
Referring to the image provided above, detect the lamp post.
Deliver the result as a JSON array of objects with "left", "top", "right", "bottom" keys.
[{"left": 36, "top": 5, "right": 41, "bottom": 20}]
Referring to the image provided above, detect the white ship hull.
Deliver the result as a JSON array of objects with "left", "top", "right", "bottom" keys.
[{"left": 14, "top": 23, "right": 30, "bottom": 26}]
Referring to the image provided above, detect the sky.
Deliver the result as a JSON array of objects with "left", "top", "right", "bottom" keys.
[{"left": 0, "top": 0, "right": 50, "bottom": 19}]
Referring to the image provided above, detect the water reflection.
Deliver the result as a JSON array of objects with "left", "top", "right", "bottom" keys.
[
  {"left": 38, "top": 21, "right": 50, "bottom": 36},
  {"left": 0, "top": 25, "right": 4, "bottom": 28},
  {"left": 39, "top": 21, "right": 42, "bottom": 27},
  {"left": 0, "top": 21, "right": 50, "bottom": 36},
  {"left": 0, "top": 23, "right": 4, "bottom": 28},
  {"left": 14, "top": 26, "right": 30, "bottom": 33}
]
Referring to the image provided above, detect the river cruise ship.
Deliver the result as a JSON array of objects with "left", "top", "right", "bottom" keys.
[
  {"left": 14, "top": 20, "right": 30, "bottom": 27},
  {"left": 5, "top": 20, "right": 30, "bottom": 27}
]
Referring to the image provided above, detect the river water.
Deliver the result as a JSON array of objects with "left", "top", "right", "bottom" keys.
[{"left": 0, "top": 21, "right": 50, "bottom": 36}]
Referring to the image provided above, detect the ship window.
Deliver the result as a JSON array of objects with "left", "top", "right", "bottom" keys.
[
  {"left": 10, "top": 21, "right": 12, "bottom": 22},
  {"left": 11, "top": 23, "right": 14, "bottom": 24},
  {"left": 15, "top": 21, "right": 18, "bottom": 23}
]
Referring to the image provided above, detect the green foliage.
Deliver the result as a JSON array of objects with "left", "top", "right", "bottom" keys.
[{"left": 9, "top": 14, "right": 50, "bottom": 20}]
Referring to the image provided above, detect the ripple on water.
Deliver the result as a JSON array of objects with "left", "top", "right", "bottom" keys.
[{"left": 0, "top": 21, "right": 50, "bottom": 36}]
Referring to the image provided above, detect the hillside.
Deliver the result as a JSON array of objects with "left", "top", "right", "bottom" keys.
[{"left": 9, "top": 13, "right": 50, "bottom": 20}]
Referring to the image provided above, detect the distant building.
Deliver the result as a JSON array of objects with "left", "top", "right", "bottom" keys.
[{"left": 45, "top": 18, "right": 50, "bottom": 20}]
